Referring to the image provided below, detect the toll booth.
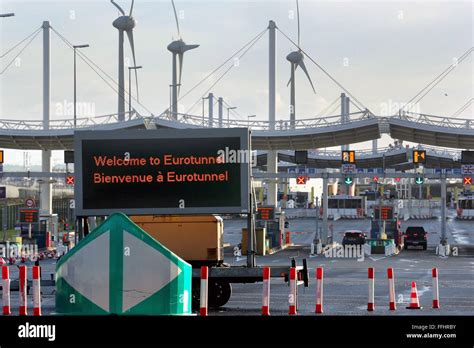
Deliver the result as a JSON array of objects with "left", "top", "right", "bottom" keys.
[
  {"left": 370, "top": 205, "right": 403, "bottom": 247},
  {"left": 18, "top": 210, "right": 58, "bottom": 249},
  {"left": 255, "top": 206, "right": 285, "bottom": 251},
  {"left": 40, "top": 214, "right": 59, "bottom": 242}
]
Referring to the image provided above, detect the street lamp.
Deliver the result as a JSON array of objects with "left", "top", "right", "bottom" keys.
[
  {"left": 226, "top": 106, "right": 237, "bottom": 123},
  {"left": 0, "top": 13, "right": 15, "bottom": 17},
  {"left": 128, "top": 66, "right": 142, "bottom": 119},
  {"left": 73, "top": 44, "right": 89, "bottom": 128}
]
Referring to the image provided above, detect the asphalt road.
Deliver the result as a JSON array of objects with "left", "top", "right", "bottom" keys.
[
  {"left": 219, "top": 209, "right": 474, "bottom": 315},
  {"left": 2, "top": 210, "right": 473, "bottom": 316},
  {"left": 220, "top": 248, "right": 474, "bottom": 316},
  {"left": 223, "top": 208, "right": 474, "bottom": 247}
]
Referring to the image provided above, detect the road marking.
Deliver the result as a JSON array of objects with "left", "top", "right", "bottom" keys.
[{"left": 368, "top": 256, "right": 386, "bottom": 261}]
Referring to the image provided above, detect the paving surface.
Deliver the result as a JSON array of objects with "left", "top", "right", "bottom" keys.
[{"left": 2, "top": 209, "right": 473, "bottom": 316}]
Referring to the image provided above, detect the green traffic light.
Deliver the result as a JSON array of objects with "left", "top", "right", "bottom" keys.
[
  {"left": 415, "top": 177, "right": 424, "bottom": 185},
  {"left": 344, "top": 177, "right": 353, "bottom": 185}
]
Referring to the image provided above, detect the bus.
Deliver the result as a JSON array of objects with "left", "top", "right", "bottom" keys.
[{"left": 324, "top": 195, "right": 367, "bottom": 219}]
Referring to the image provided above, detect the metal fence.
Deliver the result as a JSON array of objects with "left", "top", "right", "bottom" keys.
[{"left": 0, "top": 197, "right": 74, "bottom": 233}]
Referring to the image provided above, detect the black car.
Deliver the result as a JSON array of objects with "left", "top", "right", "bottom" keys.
[
  {"left": 342, "top": 230, "right": 366, "bottom": 246},
  {"left": 404, "top": 226, "right": 427, "bottom": 250}
]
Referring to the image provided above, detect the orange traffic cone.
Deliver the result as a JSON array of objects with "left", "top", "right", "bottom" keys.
[{"left": 406, "top": 281, "right": 422, "bottom": 309}]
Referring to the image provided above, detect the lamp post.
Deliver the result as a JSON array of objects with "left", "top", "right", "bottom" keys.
[
  {"left": 128, "top": 65, "right": 142, "bottom": 119},
  {"left": 226, "top": 106, "right": 237, "bottom": 123},
  {"left": 73, "top": 44, "right": 89, "bottom": 128}
]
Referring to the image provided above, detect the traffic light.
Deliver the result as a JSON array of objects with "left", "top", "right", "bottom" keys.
[
  {"left": 342, "top": 150, "right": 355, "bottom": 164},
  {"left": 415, "top": 177, "right": 424, "bottom": 185},
  {"left": 413, "top": 150, "right": 426, "bottom": 164},
  {"left": 395, "top": 177, "right": 401, "bottom": 183},
  {"left": 66, "top": 175, "right": 75, "bottom": 185},
  {"left": 344, "top": 177, "right": 353, "bottom": 185},
  {"left": 464, "top": 176, "right": 472, "bottom": 185},
  {"left": 296, "top": 176, "right": 307, "bottom": 185},
  {"left": 373, "top": 176, "right": 379, "bottom": 183},
  {"left": 0, "top": 150, "right": 3, "bottom": 164}
]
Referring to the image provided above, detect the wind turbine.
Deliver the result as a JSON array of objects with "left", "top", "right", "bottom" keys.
[
  {"left": 167, "top": 0, "right": 199, "bottom": 120},
  {"left": 111, "top": 0, "right": 139, "bottom": 121},
  {"left": 286, "top": 0, "right": 315, "bottom": 128}
]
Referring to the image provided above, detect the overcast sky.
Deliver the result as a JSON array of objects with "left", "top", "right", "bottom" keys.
[{"left": 0, "top": 0, "right": 472, "bottom": 166}]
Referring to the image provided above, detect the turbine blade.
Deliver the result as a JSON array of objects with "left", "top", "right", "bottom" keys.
[
  {"left": 184, "top": 44, "right": 199, "bottom": 51},
  {"left": 111, "top": 0, "right": 125, "bottom": 15},
  {"left": 296, "top": 0, "right": 300, "bottom": 47},
  {"left": 171, "top": 0, "right": 181, "bottom": 38},
  {"left": 178, "top": 52, "right": 183, "bottom": 95},
  {"left": 298, "top": 59, "right": 316, "bottom": 93},
  {"left": 287, "top": 64, "right": 295, "bottom": 87},
  {"left": 126, "top": 30, "right": 140, "bottom": 102},
  {"left": 129, "top": 0, "right": 135, "bottom": 16}
]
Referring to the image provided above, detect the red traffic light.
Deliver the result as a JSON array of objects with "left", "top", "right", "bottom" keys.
[
  {"left": 373, "top": 176, "right": 379, "bottom": 183},
  {"left": 66, "top": 175, "right": 74, "bottom": 185},
  {"left": 395, "top": 177, "right": 401, "bottom": 182},
  {"left": 464, "top": 176, "right": 472, "bottom": 185},
  {"left": 296, "top": 176, "right": 307, "bottom": 185}
]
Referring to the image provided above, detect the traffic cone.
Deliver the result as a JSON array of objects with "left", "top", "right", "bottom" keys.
[{"left": 406, "top": 281, "right": 422, "bottom": 309}]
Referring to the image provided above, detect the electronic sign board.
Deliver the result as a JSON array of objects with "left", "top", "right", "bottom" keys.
[{"left": 74, "top": 129, "right": 250, "bottom": 216}]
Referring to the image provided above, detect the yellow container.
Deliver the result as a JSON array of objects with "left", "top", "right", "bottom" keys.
[{"left": 130, "top": 215, "right": 223, "bottom": 263}]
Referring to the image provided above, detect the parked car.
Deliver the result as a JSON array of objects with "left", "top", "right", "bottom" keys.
[
  {"left": 342, "top": 230, "right": 366, "bottom": 246},
  {"left": 404, "top": 226, "right": 427, "bottom": 250}
]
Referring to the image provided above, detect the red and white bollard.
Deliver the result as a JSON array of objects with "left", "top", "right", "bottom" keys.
[
  {"left": 262, "top": 267, "right": 270, "bottom": 316},
  {"left": 2, "top": 266, "right": 10, "bottom": 315},
  {"left": 432, "top": 268, "right": 440, "bottom": 309},
  {"left": 200, "top": 266, "right": 208, "bottom": 316},
  {"left": 367, "top": 267, "right": 375, "bottom": 311},
  {"left": 387, "top": 268, "right": 396, "bottom": 310},
  {"left": 32, "top": 266, "right": 41, "bottom": 316},
  {"left": 19, "top": 266, "right": 27, "bottom": 316},
  {"left": 315, "top": 267, "right": 324, "bottom": 314},
  {"left": 288, "top": 267, "right": 297, "bottom": 315}
]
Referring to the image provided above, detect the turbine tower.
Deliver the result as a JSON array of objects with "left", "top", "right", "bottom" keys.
[
  {"left": 111, "top": 0, "right": 139, "bottom": 121},
  {"left": 167, "top": 0, "right": 199, "bottom": 120},
  {"left": 286, "top": 0, "right": 315, "bottom": 129}
]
